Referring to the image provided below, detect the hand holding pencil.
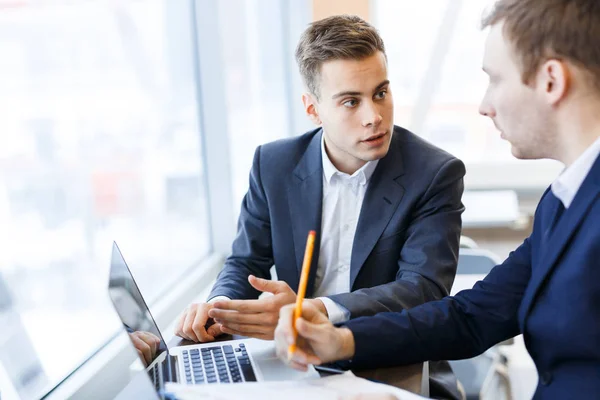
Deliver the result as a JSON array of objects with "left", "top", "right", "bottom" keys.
[
  {"left": 288, "top": 230, "right": 317, "bottom": 357},
  {"left": 274, "top": 230, "right": 356, "bottom": 371}
]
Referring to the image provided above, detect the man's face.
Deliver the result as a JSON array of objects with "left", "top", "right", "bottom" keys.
[
  {"left": 479, "top": 23, "right": 556, "bottom": 160},
  {"left": 304, "top": 51, "right": 394, "bottom": 173}
]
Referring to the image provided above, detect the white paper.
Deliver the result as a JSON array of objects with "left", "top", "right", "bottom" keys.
[{"left": 165, "top": 371, "right": 426, "bottom": 400}]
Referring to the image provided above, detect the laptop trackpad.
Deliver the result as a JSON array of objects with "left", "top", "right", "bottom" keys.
[{"left": 252, "top": 346, "right": 318, "bottom": 381}]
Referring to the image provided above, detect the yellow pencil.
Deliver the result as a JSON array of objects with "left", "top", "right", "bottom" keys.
[{"left": 288, "top": 230, "right": 316, "bottom": 358}]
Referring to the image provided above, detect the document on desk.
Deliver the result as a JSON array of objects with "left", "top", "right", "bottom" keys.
[{"left": 165, "top": 371, "right": 426, "bottom": 400}]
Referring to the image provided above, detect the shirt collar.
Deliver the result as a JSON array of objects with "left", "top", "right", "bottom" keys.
[
  {"left": 321, "top": 132, "right": 379, "bottom": 186},
  {"left": 551, "top": 136, "right": 600, "bottom": 208}
]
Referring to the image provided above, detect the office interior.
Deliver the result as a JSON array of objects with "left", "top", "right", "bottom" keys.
[{"left": 0, "top": 0, "right": 562, "bottom": 399}]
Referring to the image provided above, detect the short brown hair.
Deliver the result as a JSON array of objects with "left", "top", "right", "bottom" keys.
[
  {"left": 482, "top": 0, "right": 600, "bottom": 92},
  {"left": 295, "top": 15, "right": 386, "bottom": 99}
]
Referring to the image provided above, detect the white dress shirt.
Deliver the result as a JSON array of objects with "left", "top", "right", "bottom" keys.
[
  {"left": 209, "top": 134, "right": 379, "bottom": 324},
  {"left": 551, "top": 136, "right": 600, "bottom": 208},
  {"left": 314, "top": 134, "right": 379, "bottom": 323}
]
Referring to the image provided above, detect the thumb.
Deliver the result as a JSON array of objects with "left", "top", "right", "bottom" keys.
[{"left": 248, "top": 275, "right": 284, "bottom": 294}]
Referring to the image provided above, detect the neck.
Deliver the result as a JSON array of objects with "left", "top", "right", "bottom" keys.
[
  {"left": 323, "top": 136, "right": 366, "bottom": 175},
  {"left": 558, "top": 132, "right": 600, "bottom": 167},
  {"left": 554, "top": 101, "right": 600, "bottom": 167}
]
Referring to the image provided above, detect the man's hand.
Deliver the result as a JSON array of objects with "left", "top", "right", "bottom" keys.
[
  {"left": 207, "top": 275, "right": 297, "bottom": 340},
  {"left": 274, "top": 301, "right": 356, "bottom": 371},
  {"left": 129, "top": 331, "right": 161, "bottom": 367},
  {"left": 175, "top": 302, "right": 224, "bottom": 342}
]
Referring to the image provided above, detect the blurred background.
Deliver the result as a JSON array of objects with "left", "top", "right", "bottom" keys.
[{"left": 0, "top": 0, "right": 557, "bottom": 399}]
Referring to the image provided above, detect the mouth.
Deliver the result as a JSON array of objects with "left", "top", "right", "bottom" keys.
[{"left": 362, "top": 131, "right": 387, "bottom": 143}]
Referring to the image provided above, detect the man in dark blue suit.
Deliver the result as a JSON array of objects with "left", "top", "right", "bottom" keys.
[
  {"left": 275, "top": 1, "right": 600, "bottom": 398},
  {"left": 175, "top": 15, "right": 464, "bottom": 398}
]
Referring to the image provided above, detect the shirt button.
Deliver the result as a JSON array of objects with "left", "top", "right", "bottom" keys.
[
  {"left": 343, "top": 224, "right": 350, "bottom": 231},
  {"left": 539, "top": 371, "right": 553, "bottom": 386}
]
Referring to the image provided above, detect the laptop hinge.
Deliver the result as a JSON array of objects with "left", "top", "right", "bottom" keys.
[{"left": 168, "top": 354, "right": 179, "bottom": 383}]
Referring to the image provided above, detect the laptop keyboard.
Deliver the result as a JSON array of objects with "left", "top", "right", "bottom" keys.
[
  {"left": 151, "top": 362, "right": 160, "bottom": 392},
  {"left": 182, "top": 343, "right": 257, "bottom": 384}
]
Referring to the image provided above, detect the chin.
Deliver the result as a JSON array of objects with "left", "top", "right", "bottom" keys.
[
  {"left": 510, "top": 146, "right": 524, "bottom": 159},
  {"left": 510, "top": 146, "right": 536, "bottom": 160},
  {"left": 369, "top": 144, "right": 390, "bottom": 159}
]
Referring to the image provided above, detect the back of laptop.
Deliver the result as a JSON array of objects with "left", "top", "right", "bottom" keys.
[
  {"left": 113, "top": 366, "right": 160, "bottom": 400},
  {"left": 108, "top": 242, "right": 169, "bottom": 366}
]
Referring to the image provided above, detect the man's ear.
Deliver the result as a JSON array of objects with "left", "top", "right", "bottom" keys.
[
  {"left": 538, "top": 59, "right": 570, "bottom": 105},
  {"left": 302, "top": 92, "right": 322, "bottom": 126}
]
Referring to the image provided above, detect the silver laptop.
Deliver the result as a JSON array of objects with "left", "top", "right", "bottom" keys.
[{"left": 108, "top": 242, "right": 317, "bottom": 397}]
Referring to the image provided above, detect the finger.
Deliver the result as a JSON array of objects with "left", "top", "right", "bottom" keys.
[
  {"left": 174, "top": 308, "right": 187, "bottom": 338},
  {"left": 192, "top": 307, "right": 214, "bottom": 342},
  {"left": 207, "top": 323, "right": 224, "bottom": 337},
  {"left": 275, "top": 338, "right": 288, "bottom": 361},
  {"left": 138, "top": 332, "right": 159, "bottom": 355},
  {"left": 279, "top": 301, "right": 324, "bottom": 333},
  {"left": 212, "top": 299, "right": 267, "bottom": 313},
  {"left": 219, "top": 324, "right": 272, "bottom": 340},
  {"left": 137, "top": 349, "right": 148, "bottom": 367},
  {"left": 149, "top": 333, "right": 161, "bottom": 354},
  {"left": 299, "top": 300, "right": 328, "bottom": 322},
  {"left": 216, "top": 320, "right": 274, "bottom": 337},
  {"left": 176, "top": 326, "right": 192, "bottom": 341},
  {"left": 182, "top": 307, "right": 200, "bottom": 342},
  {"left": 296, "top": 317, "right": 329, "bottom": 343},
  {"left": 289, "top": 346, "right": 321, "bottom": 366},
  {"left": 287, "top": 359, "right": 310, "bottom": 371},
  {"left": 248, "top": 275, "right": 289, "bottom": 295},
  {"left": 209, "top": 309, "right": 277, "bottom": 326},
  {"left": 131, "top": 335, "right": 152, "bottom": 365},
  {"left": 278, "top": 304, "right": 296, "bottom": 343}
]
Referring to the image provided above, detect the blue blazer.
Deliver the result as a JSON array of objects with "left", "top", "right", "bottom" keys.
[
  {"left": 345, "top": 155, "right": 600, "bottom": 398},
  {"left": 209, "top": 126, "right": 465, "bottom": 319}
]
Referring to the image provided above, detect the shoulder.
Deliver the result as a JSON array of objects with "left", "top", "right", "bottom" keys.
[
  {"left": 390, "top": 125, "right": 465, "bottom": 174},
  {"left": 392, "top": 125, "right": 457, "bottom": 163},
  {"left": 254, "top": 127, "right": 320, "bottom": 168}
]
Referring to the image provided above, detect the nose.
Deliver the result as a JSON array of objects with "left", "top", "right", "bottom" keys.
[
  {"left": 362, "top": 101, "right": 383, "bottom": 127},
  {"left": 479, "top": 94, "right": 496, "bottom": 118},
  {"left": 479, "top": 104, "right": 496, "bottom": 118}
]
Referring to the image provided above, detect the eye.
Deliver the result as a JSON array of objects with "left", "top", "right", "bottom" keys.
[
  {"left": 374, "top": 90, "right": 387, "bottom": 100},
  {"left": 343, "top": 99, "right": 359, "bottom": 108}
]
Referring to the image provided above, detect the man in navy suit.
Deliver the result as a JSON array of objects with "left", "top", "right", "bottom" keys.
[
  {"left": 175, "top": 15, "right": 464, "bottom": 398},
  {"left": 275, "top": 1, "right": 600, "bottom": 397}
]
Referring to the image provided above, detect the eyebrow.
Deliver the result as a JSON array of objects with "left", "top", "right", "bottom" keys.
[{"left": 331, "top": 80, "right": 390, "bottom": 100}]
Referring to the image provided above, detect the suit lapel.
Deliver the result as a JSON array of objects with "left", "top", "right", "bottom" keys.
[
  {"left": 287, "top": 130, "right": 323, "bottom": 297},
  {"left": 520, "top": 156, "right": 600, "bottom": 322},
  {"left": 350, "top": 132, "right": 406, "bottom": 289}
]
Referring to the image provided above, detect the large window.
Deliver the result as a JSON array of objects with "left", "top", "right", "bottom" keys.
[
  {"left": 0, "top": 1, "right": 209, "bottom": 398},
  {"left": 216, "top": 0, "right": 311, "bottom": 210},
  {"left": 373, "top": 0, "right": 562, "bottom": 189}
]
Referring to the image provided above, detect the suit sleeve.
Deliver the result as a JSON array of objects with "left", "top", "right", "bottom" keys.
[
  {"left": 328, "top": 157, "right": 465, "bottom": 318},
  {"left": 343, "top": 236, "right": 532, "bottom": 369},
  {"left": 208, "top": 146, "right": 274, "bottom": 300}
]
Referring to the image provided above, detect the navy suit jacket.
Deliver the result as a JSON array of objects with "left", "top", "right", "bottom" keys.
[
  {"left": 345, "top": 155, "right": 600, "bottom": 399},
  {"left": 209, "top": 126, "right": 465, "bottom": 319}
]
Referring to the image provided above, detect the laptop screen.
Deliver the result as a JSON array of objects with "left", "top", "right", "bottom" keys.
[{"left": 108, "top": 242, "right": 168, "bottom": 367}]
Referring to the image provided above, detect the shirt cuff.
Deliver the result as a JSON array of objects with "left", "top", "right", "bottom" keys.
[
  {"left": 207, "top": 295, "right": 231, "bottom": 304},
  {"left": 317, "top": 297, "right": 351, "bottom": 324}
]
